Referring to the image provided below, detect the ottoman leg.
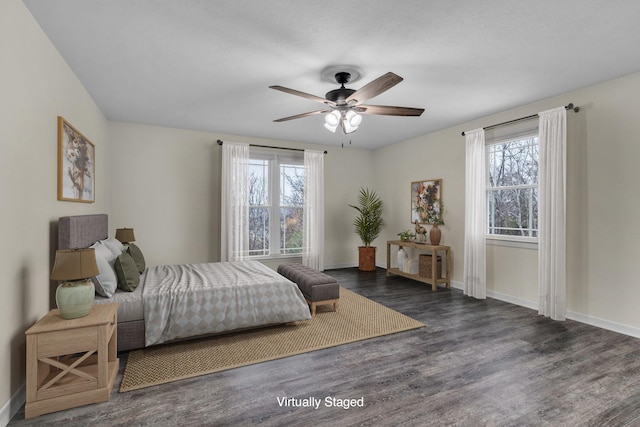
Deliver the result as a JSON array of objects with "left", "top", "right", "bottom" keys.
[{"left": 305, "top": 298, "right": 317, "bottom": 316}]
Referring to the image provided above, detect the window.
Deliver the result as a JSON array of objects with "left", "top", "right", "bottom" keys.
[
  {"left": 248, "top": 150, "right": 304, "bottom": 257},
  {"left": 486, "top": 133, "right": 539, "bottom": 239}
]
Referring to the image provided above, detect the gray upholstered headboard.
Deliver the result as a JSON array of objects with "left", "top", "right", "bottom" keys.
[{"left": 58, "top": 214, "right": 109, "bottom": 249}]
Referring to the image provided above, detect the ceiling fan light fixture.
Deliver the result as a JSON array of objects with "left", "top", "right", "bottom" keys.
[
  {"left": 341, "top": 118, "right": 358, "bottom": 134},
  {"left": 345, "top": 110, "right": 362, "bottom": 127},
  {"left": 324, "top": 122, "right": 338, "bottom": 133},
  {"left": 325, "top": 110, "right": 340, "bottom": 127}
]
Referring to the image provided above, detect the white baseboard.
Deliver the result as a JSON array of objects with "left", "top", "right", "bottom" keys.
[
  {"left": 566, "top": 311, "right": 640, "bottom": 339},
  {"left": 450, "top": 280, "right": 464, "bottom": 291},
  {"left": 325, "top": 262, "right": 359, "bottom": 270},
  {"left": 325, "top": 262, "right": 407, "bottom": 270},
  {"left": 485, "top": 287, "right": 640, "bottom": 339},
  {"left": 486, "top": 288, "right": 539, "bottom": 311},
  {"left": 1, "top": 383, "right": 24, "bottom": 427},
  {"left": 343, "top": 272, "right": 640, "bottom": 340}
]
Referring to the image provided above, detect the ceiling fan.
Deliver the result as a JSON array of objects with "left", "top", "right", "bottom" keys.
[{"left": 269, "top": 71, "right": 425, "bottom": 134}]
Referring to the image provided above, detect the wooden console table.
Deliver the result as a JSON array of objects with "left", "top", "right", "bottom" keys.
[
  {"left": 25, "top": 303, "right": 119, "bottom": 419},
  {"left": 386, "top": 240, "right": 451, "bottom": 291}
]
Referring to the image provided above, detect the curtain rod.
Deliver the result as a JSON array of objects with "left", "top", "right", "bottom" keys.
[
  {"left": 461, "top": 103, "right": 580, "bottom": 136},
  {"left": 216, "top": 139, "right": 327, "bottom": 154}
]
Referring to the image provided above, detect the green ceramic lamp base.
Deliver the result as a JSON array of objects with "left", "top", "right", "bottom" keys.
[{"left": 55, "top": 279, "right": 95, "bottom": 319}]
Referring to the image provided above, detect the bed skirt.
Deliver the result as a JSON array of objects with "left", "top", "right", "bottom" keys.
[
  {"left": 115, "top": 316, "right": 290, "bottom": 352},
  {"left": 118, "top": 320, "right": 146, "bottom": 352}
]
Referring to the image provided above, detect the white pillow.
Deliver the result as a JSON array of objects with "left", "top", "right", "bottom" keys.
[
  {"left": 93, "top": 240, "right": 115, "bottom": 263},
  {"left": 90, "top": 242, "right": 118, "bottom": 297},
  {"left": 101, "top": 237, "right": 125, "bottom": 258}
]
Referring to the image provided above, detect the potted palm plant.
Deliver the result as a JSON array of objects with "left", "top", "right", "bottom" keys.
[{"left": 349, "top": 187, "right": 384, "bottom": 271}]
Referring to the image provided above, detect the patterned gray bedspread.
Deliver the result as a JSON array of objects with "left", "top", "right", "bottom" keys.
[{"left": 142, "top": 261, "right": 311, "bottom": 346}]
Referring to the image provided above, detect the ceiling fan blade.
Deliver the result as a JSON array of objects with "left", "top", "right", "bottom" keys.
[
  {"left": 273, "top": 109, "right": 330, "bottom": 122},
  {"left": 345, "top": 72, "right": 404, "bottom": 104},
  {"left": 269, "top": 85, "right": 333, "bottom": 105},
  {"left": 360, "top": 104, "right": 425, "bottom": 116}
]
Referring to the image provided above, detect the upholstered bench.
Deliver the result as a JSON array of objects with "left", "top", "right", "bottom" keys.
[{"left": 277, "top": 264, "right": 339, "bottom": 316}]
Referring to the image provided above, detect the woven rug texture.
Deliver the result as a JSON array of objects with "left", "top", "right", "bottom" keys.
[{"left": 120, "top": 287, "right": 424, "bottom": 392}]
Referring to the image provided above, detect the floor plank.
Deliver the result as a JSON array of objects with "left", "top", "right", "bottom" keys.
[{"left": 10, "top": 268, "right": 640, "bottom": 426}]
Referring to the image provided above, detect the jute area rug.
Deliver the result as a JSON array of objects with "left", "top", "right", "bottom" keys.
[{"left": 120, "top": 287, "right": 424, "bottom": 392}]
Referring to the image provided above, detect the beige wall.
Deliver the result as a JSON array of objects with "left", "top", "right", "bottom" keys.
[
  {"left": 107, "top": 122, "right": 374, "bottom": 269},
  {"left": 373, "top": 72, "right": 640, "bottom": 336},
  {"left": 0, "top": 0, "right": 110, "bottom": 421},
  {"left": 373, "top": 126, "right": 466, "bottom": 274}
]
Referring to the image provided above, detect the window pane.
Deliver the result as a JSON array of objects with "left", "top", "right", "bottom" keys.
[
  {"left": 280, "top": 162, "right": 305, "bottom": 255},
  {"left": 249, "top": 159, "right": 269, "bottom": 206},
  {"left": 249, "top": 207, "right": 269, "bottom": 256},
  {"left": 280, "top": 163, "right": 305, "bottom": 207},
  {"left": 488, "top": 137, "right": 538, "bottom": 187},
  {"left": 281, "top": 207, "right": 303, "bottom": 254},
  {"left": 488, "top": 188, "right": 537, "bottom": 237},
  {"left": 249, "top": 158, "right": 270, "bottom": 255}
]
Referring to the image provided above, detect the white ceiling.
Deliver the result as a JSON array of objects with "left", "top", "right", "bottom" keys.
[{"left": 24, "top": 0, "right": 640, "bottom": 149}]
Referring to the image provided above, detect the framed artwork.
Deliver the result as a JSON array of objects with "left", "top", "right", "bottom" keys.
[
  {"left": 57, "top": 117, "right": 95, "bottom": 203},
  {"left": 410, "top": 179, "right": 442, "bottom": 224}
]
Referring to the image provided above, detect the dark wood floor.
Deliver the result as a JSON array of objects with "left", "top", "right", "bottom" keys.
[{"left": 10, "top": 268, "right": 640, "bottom": 426}]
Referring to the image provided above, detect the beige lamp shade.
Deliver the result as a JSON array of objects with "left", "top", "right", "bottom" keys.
[
  {"left": 50, "top": 248, "right": 99, "bottom": 281},
  {"left": 115, "top": 228, "right": 136, "bottom": 243}
]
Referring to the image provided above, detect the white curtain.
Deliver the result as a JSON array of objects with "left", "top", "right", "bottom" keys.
[
  {"left": 538, "top": 107, "right": 567, "bottom": 320},
  {"left": 464, "top": 128, "right": 487, "bottom": 299},
  {"left": 220, "top": 142, "right": 249, "bottom": 262},
  {"left": 303, "top": 150, "right": 325, "bottom": 270}
]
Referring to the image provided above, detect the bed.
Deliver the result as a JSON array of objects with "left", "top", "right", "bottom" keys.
[{"left": 58, "top": 214, "right": 311, "bottom": 351}]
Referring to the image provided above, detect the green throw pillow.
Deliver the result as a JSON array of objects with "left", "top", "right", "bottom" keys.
[
  {"left": 114, "top": 250, "right": 140, "bottom": 292},
  {"left": 127, "top": 243, "right": 146, "bottom": 273}
]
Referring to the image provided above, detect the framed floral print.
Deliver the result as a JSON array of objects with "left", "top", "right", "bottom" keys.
[
  {"left": 411, "top": 179, "right": 443, "bottom": 224},
  {"left": 57, "top": 117, "right": 95, "bottom": 202}
]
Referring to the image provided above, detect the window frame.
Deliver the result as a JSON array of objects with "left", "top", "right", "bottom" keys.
[
  {"left": 248, "top": 148, "right": 305, "bottom": 260},
  {"left": 485, "top": 124, "right": 540, "bottom": 248}
]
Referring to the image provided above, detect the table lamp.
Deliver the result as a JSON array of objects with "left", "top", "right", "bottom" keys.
[
  {"left": 50, "top": 248, "right": 99, "bottom": 319},
  {"left": 115, "top": 228, "right": 135, "bottom": 244}
]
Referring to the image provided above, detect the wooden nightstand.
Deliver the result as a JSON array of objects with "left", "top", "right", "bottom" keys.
[{"left": 25, "top": 303, "right": 119, "bottom": 419}]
